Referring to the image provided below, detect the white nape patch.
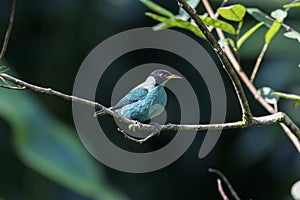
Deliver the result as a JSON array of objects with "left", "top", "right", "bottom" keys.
[{"left": 134, "top": 76, "right": 155, "bottom": 91}]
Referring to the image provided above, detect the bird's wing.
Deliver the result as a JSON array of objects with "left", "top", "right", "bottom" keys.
[{"left": 112, "top": 87, "right": 149, "bottom": 110}]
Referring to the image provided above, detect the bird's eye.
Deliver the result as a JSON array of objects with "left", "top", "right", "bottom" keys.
[{"left": 159, "top": 73, "right": 165, "bottom": 78}]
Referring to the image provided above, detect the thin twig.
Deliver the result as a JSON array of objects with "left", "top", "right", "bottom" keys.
[
  {"left": 209, "top": 168, "right": 241, "bottom": 200},
  {"left": 0, "top": 0, "right": 16, "bottom": 62},
  {"left": 251, "top": 43, "right": 268, "bottom": 82},
  {"left": 220, "top": 0, "right": 228, "bottom": 7},
  {"left": 0, "top": 84, "right": 25, "bottom": 90},
  {"left": 201, "top": 0, "right": 300, "bottom": 152},
  {"left": 177, "top": 0, "right": 253, "bottom": 121},
  {"left": 217, "top": 179, "right": 229, "bottom": 200},
  {"left": 117, "top": 128, "right": 159, "bottom": 144},
  {"left": 211, "top": 0, "right": 228, "bottom": 18}
]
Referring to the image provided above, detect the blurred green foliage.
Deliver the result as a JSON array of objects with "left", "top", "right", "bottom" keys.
[{"left": 0, "top": 74, "right": 127, "bottom": 200}]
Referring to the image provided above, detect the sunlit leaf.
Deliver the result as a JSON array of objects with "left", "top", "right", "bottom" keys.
[
  {"left": 284, "top": 31, "right": 300, "bottom": 42},
  {"left": 237, "top": 22, "right": 264, "bottom": 49},
  {"left": 153, "top": 0, "right": 201, "bottom": 30},
  {"left": 217, "top": 4, "right": 246, "bottom": 22},
  {"left": 146, "top": 12, "right": 173, "bottom": 23},
  {"left": 257, "top": 87, "right": 279, "bottom": 104},
  {"left": 294, "top": 100, "right": 300, "bottom": 108},
  {"left": 271, "top": 9, "right": 287, "bottom": 21},
  {"left": 291, "top": 180, "right": 300, "bottom": 200},
  {"left": 140, "top": 0, "right": 174, "bottom": 18},
  {"left": 284, "top": 2, "right": 300, "bottom": 8},
  {"left": 247, "top": 8, "right": 273, "bottom": 27},
  {"left": 272, "top": 91, "right": 300, "bottom": 100},
  {"left": 272, "top": 91, "right": 300, "bottom": 109},
  {"left": 0, "top": 83, "right": 127, "bottom": 200},
  {"left": 146, "top": 13, "right": 205, "bottom": 38},
  {"left": 152, "top": 22, "right": 174, "bottom": 31},
  {"left": 178, "top": 0, "right": 201, "bottom": 20},
  {"left": 200, "top": 16, "right": 236, "bottom": 34},
  {"left": 265, "top": 21, "right": 281, "bottom": 44}
]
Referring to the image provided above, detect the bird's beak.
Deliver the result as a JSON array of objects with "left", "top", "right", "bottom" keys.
[{"left": 166, "top": 74, "right": 182, "bottom": 80}]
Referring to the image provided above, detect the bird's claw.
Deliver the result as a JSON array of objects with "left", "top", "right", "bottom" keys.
[{"left": 128, "top": 120, "right": 142, "bottom": 132}]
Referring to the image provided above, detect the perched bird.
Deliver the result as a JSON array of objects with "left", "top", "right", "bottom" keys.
[{"left": 94, "top": 69, "right": 181, "bottom": 122}]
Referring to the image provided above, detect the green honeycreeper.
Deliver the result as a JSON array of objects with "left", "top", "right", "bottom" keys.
[{"left": 94, "top": 69, "right": 181, "bottom": 122}]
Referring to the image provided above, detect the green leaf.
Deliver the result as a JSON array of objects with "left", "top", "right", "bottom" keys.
[
  {"left": 271, "top": 9, "right": 287, "bottom": 21},
  {"left": 152, "top": 22, "right": 174, "bottom": 31},
  {"left": 178, "top": 0, "right": 201, "bottom": 20},
  {"left": 265, "top": 21, "right": 281, "bottom": 44},
  {"left": 200, "top": 16, "right": 236, "bottom": 34},
  {"left": 147, "top": 14, "right": 178, "bottom": 33},
  {"left": 237, "top": 22, "right": 264, "bottom": 49},
  {"left": 153, "top": 0, "right": 201, "bottom": 31},
  {"left": 284, "top": 31, "right": 300, "bottom": 42},
  {"left": 272, "top": 91, "right": 300, "bottom": 109},
  {"left": 247, "top": 8, "right": 273, "bottom": 27},
  {"left": 146, "top": 12, "right": 172, "bottom": 23},
  {"left": 284, "top": 2, "right": 300, "bottom": 8},
  {"left": 140, "top": 0, "right": 174, "bottom": 18},
  {"left": 272, "top": 91, "right": 300, "bottom": 101},
  {"left": 291, "top": 180, "right": 300, "bottom": 199},
  {"left": 294, "top": 100, "right": 300, "bottom": 108},
  {"left": 0, "top": 82, "right": 127, "bottom": 200},
  {"left": 146, "top": 13, "right": 205, "bottom": 38},
  {"left": 257, "top": 87, "right": 279, "bottom": 104},
  {"left": 217, "top": 4, "right": 246, "bottom": 22}
]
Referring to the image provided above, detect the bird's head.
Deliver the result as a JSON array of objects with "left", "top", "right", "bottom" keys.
[{"left": 150, "top": 69, "right": 182, "bottom": 85}]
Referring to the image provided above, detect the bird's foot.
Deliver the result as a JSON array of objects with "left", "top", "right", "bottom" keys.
[{"left": 128, "top": 120, "right": 142, "bottom": 132}]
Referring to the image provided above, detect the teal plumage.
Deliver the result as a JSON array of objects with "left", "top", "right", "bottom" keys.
[
  {"left": 94, "top": 69, "right": 181, "bottom": 122},
  {"left": 116, "top": 84, "right": 167, "bottom": 121}
]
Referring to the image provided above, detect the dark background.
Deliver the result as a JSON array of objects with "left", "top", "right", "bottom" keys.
[{"left": 0, "top": 0, "right": 300, "bottom": 199}]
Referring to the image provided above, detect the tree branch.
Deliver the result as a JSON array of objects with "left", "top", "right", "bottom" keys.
[
  {"left": 0, "top": 0, "right": 16, "bottom": 62},
  {"left": 0, "top": 0, "right": 299, "bottom": 147},
  {"left": 200, "top": 0, "right": 300, "bottom": 152},
  {"left": 209, "top": 168, "right": 241, "bottom": 200},
  {"left": 1, "top": 72, "right": 300, "bottom": 144},
  {"left": 177, "top": 0, "right": 253, "bottom": 122},
  {"left": 217, "top": 179, "right": 229, "bottom": 200}
]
